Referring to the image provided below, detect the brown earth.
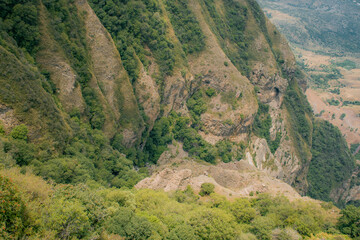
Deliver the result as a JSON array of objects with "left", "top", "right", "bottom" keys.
[
  {"left": 299, "top": 48, "right": 360, "bottom": 146},
  {"left": 136, "top": 143, "right": 303, "bottom": 201}
]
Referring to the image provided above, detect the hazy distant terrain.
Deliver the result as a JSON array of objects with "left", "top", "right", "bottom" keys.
[
  {"left": 258, "top": 0, "right": 360, "bottom": 55},
  {"left": 258, "top": 0, "right": 360, "bottom": 150}
]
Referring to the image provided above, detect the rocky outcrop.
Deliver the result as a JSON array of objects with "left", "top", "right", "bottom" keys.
[{"left": 136, "top": 147, "right": 301, "bottom": 200}]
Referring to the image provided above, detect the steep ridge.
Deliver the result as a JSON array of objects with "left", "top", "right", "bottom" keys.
[{"left": 0, "top": 0, "right": 356, "bottom": 206}]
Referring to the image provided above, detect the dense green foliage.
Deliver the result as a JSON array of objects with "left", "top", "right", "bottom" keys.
[
  {"left": 0, "top": 168, "right": 356, "bottom": 240},
  {"left": 186, "top": 89, "right": 208, "bottom": 128},
  {"left": 327, "top": 98, "right": 340, "bottom": 106},
  {"left": 284, "top": 81, "right": 313, "bottom": 145},
  {"left": 143, "top": 111, "right": 245, "bottom": 165},
  {"left": 307, "top": 120, "right": 355, "bottom": 202},
  {"left": 0, "top": 0, "right": 148, "bottom": 192},
  {"left": 253, "top": 102, "right": 281, "bottom": 153},
  {"left": 89, "top": 0, "right": 175, "bottom": 82},
  {"left": 343, "top": 101, "right": 360, "bottom": 106},
  {"left": 10, "top": 124, "right": 28, "bottom": 141},
  {"left": 283, "top": 80, "right": 313, "bottom": 165},
  {"left": 337, "top": 205, "right": 360, "bottom": 239},
  {"left": 0, "top": 0, "right": 40, "bottom": 55},
  {"left": 1, "top": 120, "right": 146, "bottom": 189},
  {"left": 199, "top": 182, "right": 215, "bottom": 196},
  {"left": 165, "top": 0, "right": 205, "bottom": 55}
]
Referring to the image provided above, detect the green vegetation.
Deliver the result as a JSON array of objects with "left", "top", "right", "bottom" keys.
[
  {"left": 0, "top": 0, "right": 358, "bottom": 225},
  {"left": 199, "top": 183, "right": 215, "bottom": 196},
  {"left": 205, "top": 87, "right": 217, "bottom": 97},
  {"left": 1, "top": 120, "right": 146, "bottom": 188},
  {"left": 340, "top": 113, "right": 346, "bottom": 120},
  {"left": 327, "top": 98, "right": 340, "bottom": 106},
  {"left": 10, "top": 124, "right": 28, "bottom": 141},
  {"left": 187, "top": 89, "right": 208, "bottom": 128},
  {"left": 216, "top": 140, "right": 245, "bottom": 163},
  {"left": 143, "top": 112, "right": 216, "bottom": 164},
  {"left": 165, "top": 0, "right": 205, "bottom": 55},
  {"left": 333, "top": 60, "right": 357, "bottom": 70},
  {"left": 343, "top": 100, "right": 360, "bottom": 106},
  {"left": 0, "top": 174, "right": 27, "bottom": 239},
  {"left": 43, "top": 0, "right": 106, "bottom": 130},
  {"left": 143, "top": 111, "right": 245, "bottom": 165},
  {"left": 350, "top": 143, "right": 360, "bottom": 161},
  {"left": 337, "top": 205, "right": 360, "bottom": 238},
  {"left": 0, "top": 0, "right": 40, "bottom": 56},
  {"left": 0, "top": 124, "right": 4, "bottom": 135},
  {"left": 89, "top": 0, "right": 176, "bottom": 83},
  {"left": 315, "top": 110, "right": 325, "bottom": 117},
  {"left": 247, "top": 0, "right": 272, "bottom": 46},
  {"left": 307, "top": 120, "right": 355, "bottom": 202},
  {"left": 283, "top": 80, "right": 313, "bottom": 164},
  {"left": 0, "top": 168, "right": 356, "bottom": 240},
  {"left": 203, "top": 0, "right": 250, "bottom": 76},
  {"left": 253, "top": 102, "right": 281, "bottom": 153},
  {"left": 330, "top": 88, "right": 340, "bottom": 95},
  {"left": 0, "top": 32, "right": 70, "bottom": 147},
  {"left": 308, "top": 65, "right": 343, "bottom": 90}
]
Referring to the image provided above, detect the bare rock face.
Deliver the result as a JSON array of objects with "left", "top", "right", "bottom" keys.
[
  {"left": 0, "top": 104, "right": 19, "bottom": 134},
  {"left": 162, "top": 73, "right": 189, "bottom": 115},
  {"left": 134, "top": 61, "right": 161, "bottom": 128},
  {"left": 136, "top": 147, "right": 301, "bottom": 200},
  {"left": 251, "top": 65, "right": 288, "bottom": 108},
  {"left": 136, "top": 168, "right": 192, "bottom": 192},
  {"left": 136, "top": 160, "right": 301, "bottom": 200}
]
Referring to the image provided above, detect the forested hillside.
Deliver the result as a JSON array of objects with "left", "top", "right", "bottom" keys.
[
  {"left": 1, "top": 168, "right": 359, "bottom": 239},
  {"left": 0, "top": 0, "right": 359, "bottom": 238}
]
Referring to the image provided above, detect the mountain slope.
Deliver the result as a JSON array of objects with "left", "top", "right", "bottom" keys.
[{"left": 0, "top": 0, "right": 356, "bottom": 207}]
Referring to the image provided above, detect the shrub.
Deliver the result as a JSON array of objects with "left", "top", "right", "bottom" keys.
[
  {"left": 10, "top": 124, "right": 28, "bottom": 141},
  {"left": 205, "top": 87, "right": 217, "bottom": 97},
  {"left": 199, "top": 183, "right": 215, "bottom": 196}
]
